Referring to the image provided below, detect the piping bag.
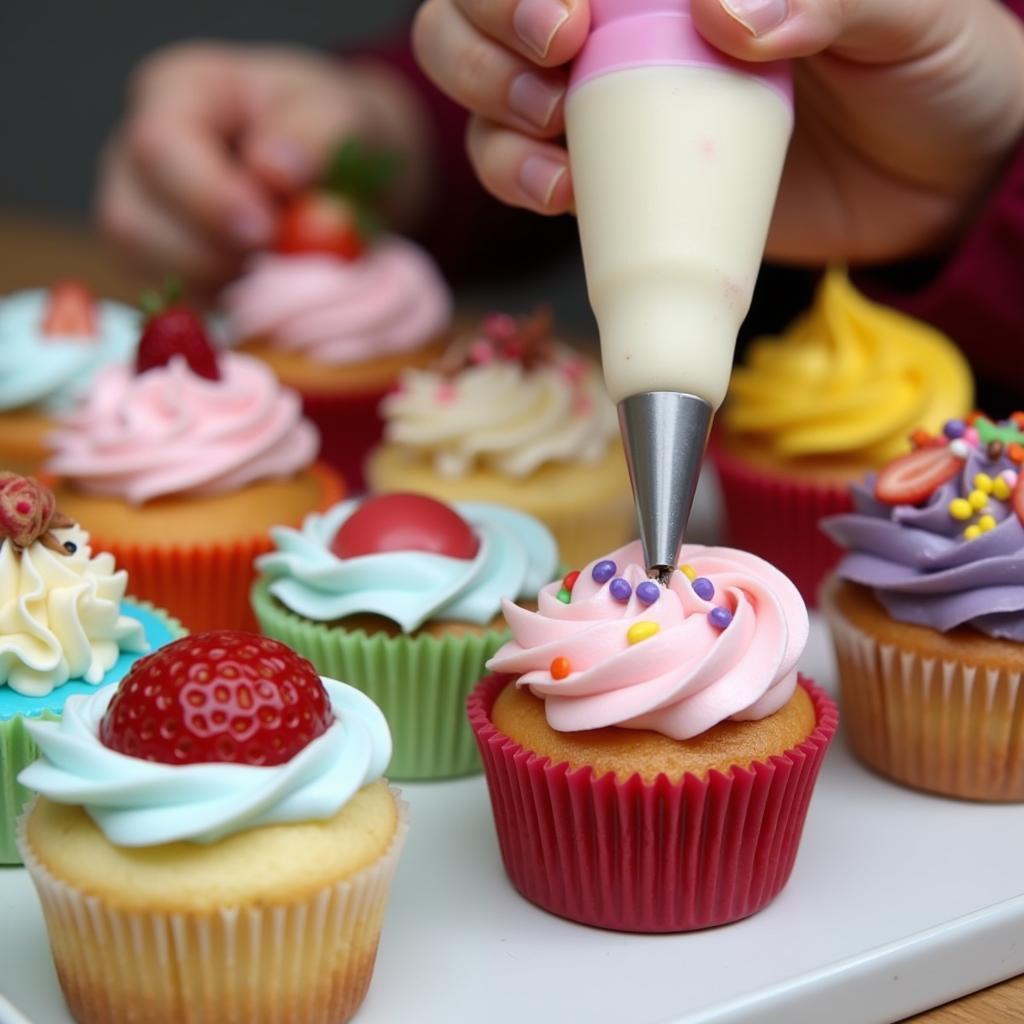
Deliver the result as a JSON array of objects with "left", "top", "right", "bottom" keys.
[{"left": 566, "top": 0, "right": 793, "bottom": 583}]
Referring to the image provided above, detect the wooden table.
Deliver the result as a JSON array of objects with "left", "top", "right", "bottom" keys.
[{"left": 1, "top": 210, "right": 1021, "bottom": 1024}]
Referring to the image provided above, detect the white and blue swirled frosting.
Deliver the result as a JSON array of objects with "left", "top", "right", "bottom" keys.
[
  {"left": 256, "top": 500, "right": 559, "bottom": 633},
  {"left": 19, "top": 679, "right": 391, "bottom": 846}
]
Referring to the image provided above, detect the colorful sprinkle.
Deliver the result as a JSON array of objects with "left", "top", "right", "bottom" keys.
[
  {"left": 709, "top": 607, "right": 733, "bottom": 630},
  {"left": 977, "top": 514, "right": 997, "bottom": 532},
  {"left": 993, "top": 475, "right": 1014, "bottom": 501},
  {"left": 1009, "top": 443, "right": 1024, "bottom": 464},
  {"left": 692, "top": 577, "right": 715, "bottom": 601},
  {"left": 556, "top": 588, "right": 572, "bottom": 604},
  {"left": 550, "top": 657, "right": 571, "bottom": 680},
  {"left": 610, "top": 578, "right": 632, "bottom": 603},
  {"left": 964, "top": 427, "right": 981, "bottom": 447},
  {"left": 943, "top": 419, "right": 966, "bottom": 440},
  {"left": 1014, "top": 412, "right": 1024, "bottom": 429},
  {"left": 592, "top": 559, "right": 616, "bottom": 584},
  {"left": 968, "top": 489, "right": 988, "bottom": 512},
  {"left": 911, "top": 428, "right": 934, "bottom": 448},
  {"left": 636, "top": 581, "right": 660, "bottom": 606},
  {"left": 562, "top": 570, "right": 580, "bottom": 592},
  {"left": 949, "top": 439, "right": 971, "bottom": 459},
  {"left": 973, "top": 473, "right": 994, "bottom": 494},
  {"left": 679, "top": 564, "right": 697, "bottom": 582},
  {"left": 948, "top": 498, "right": 973, "bottom": 521},
  {"left": 964, "top": 524, "right": 982, "bottom": 541},
  {"left": 627, "top": 621, "right": 660, "bottom": 645},
  {"left": 987, "top": 441, "right": 1005, "bottom": 462},
  {"left": 977, "top": 417, "right": 1024, "bottom": 446}
]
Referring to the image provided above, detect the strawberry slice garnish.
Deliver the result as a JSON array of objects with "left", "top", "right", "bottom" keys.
[
  {"left": 41, "top": 280, "right": 96, "bottom": 338},
  {"left": 275, "top": 192, "right": 366, "bottom": 261},
  {"left": 135, "top": 282, "right": 220, "bottom": 380},
  {"left": 874, "top": 445, "right": 964, "bottom": 506},
  {"left": 99, "top": 632, "right": 334, "bottom": 766}
]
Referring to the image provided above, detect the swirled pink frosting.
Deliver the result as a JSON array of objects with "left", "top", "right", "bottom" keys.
[
  {"left": 47, "top": 354, "right": 318, "bottom": 504},
  {"left": 486, "top": 541, "right": 808, "bottom": 740},
  {"left": 222, "top": 237, "right": 452, "bottom": 365}
]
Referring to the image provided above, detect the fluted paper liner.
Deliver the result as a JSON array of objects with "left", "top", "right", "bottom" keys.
[
  {"left": 88, "top": 463, "right": 343, "bottom": 635},
  {"left": 252, "top": 578, "right": 506, "bottom": 780},
  {"left": 0, "top": 602, "right": 185, "bottom": 866},
  {"left": 300, "top": 386, "right": 389, "bottom": 493},
  {"left": 17, "top": 792, "right": 409, "bottom": 1024},
  {"left": 467, "top": 674, "right": 838, "bottom": 933},
  {"left": 709, "top": 438, "right": 852, "bottom": 608},
  {"left": 821, "top": 581, "right": 1024, "bottom": 801}
]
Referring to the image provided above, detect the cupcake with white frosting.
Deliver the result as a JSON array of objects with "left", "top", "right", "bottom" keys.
[
  {"left": 367, "top": 310, "right": 633, "bottom": 566},
  {"left": 18, "top": 630, "right": 406, "bottom": 1024},
  {"left": 252, "top": 492, "right": 558, "bottom": 779},
  {"left": 0, "top": 472, "right": 183, "bottom": 863}
]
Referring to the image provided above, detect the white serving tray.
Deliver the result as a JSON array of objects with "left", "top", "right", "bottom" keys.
[{"left": 3, "top": 477, "right": 1023, "bottom": 1024}]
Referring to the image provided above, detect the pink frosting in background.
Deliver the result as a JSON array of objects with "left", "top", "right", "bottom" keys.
[
  {"left": 47, "top": 354, "right": 319, "bottom": 504},
  {"left": 222, "top": 237, "right": 452, "bottom": 365},
  {"left": 487, "top": 541, "right": 808, "bottom": 740}
]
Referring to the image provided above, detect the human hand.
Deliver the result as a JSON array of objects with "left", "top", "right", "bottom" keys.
[
  {"left": 413, "top": 0, "right": 1024, "bottom": 263},
  {"left": 97, "top": 42, "right": 433, "bottom": 290}
]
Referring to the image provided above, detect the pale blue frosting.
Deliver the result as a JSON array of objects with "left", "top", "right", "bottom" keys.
[
  {"left": 0, "top": 290, "right": 139, "bottom": 412},
  {"left": 256, "top": 500, "right": 559, "bottom": 632},
  {"left": 19, "top": 679, "right": 391, "bottom": 846}
]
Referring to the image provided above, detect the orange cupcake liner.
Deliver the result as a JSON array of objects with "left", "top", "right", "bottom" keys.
[
  {"left": 821, "top": 580, "right": 1024, "bottom": 801},
  {"left": 90, "top": 463, "right": 344, "bottom": 635}
]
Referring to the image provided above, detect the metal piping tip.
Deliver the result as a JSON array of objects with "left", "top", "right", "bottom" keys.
[{"left": 618, "top": 392, "right": 714, "bottom": 582}]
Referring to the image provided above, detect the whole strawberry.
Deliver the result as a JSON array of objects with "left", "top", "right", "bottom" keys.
[
  {"left": 135, "top": 281, "right": 220, "bottom": 381},
  {"left": 41, "top": 280, "right": 96, "bottom": 337},
  {"left": 99, "top": 632, "right": 334, "bottom": 766}
]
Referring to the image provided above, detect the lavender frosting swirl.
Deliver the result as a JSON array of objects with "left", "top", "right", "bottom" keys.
[{"left": 822, "top": 448, "right": 1024, "bottom": 641}]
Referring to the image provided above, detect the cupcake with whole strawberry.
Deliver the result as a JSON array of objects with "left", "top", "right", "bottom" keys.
[
  {"left": 366, "top": 309, "right": 632, "bottom": 567},
  {"left": 0, "top": 281, "right": 139, "bottom": 474},
  {"left": 0, "top": 472, "right": 183, "bottom": 863},
  {"left": 821, "top": 412, "right": 1024, "bottom": 801},
  {"left": 469, "top": 540, "right": 838, "bottom": 932},
  {"left": 711, "top": 269, "right": 974, "bottom": 605},
  {"left": 44, "top": 290, "right": 344, "bottom": 634},
  {"left": 222, "top": 140, "right": 453, "bottom": 488},
  {"left": 252, "top": 492, "right": 558, "bottom": 779},
  {"left": 18, "top": 630, "right": 406, "bottom": 1024}
]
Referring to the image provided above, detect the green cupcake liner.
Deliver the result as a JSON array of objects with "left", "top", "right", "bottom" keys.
[
  {"left": 251, "top": 578, "right": 507, "bottom": 780},
  {"left": 1, "top": 601, "right": 185, "bottom": 866}
]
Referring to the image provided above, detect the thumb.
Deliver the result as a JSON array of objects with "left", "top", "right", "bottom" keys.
[{"left": 690, "top": 0, "right": 962, "bottom": 63}]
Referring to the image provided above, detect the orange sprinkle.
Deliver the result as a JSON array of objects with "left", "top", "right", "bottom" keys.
[
  {"left": 1012, "top": 411, "right": 1024, "bottom": 429},
  {"left": 550, "top": 657, "right": 571, "bottom": 680},
  {"left": 1009, "top": 443, "right": 1024, "bottom": 464}
]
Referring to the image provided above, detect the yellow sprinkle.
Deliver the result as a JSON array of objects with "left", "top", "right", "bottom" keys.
[
  {"left": 993, "top": 477, "right": 1012, "bottom": 501},
  {"left": 964, "top": 524, "right": 982, "bottom": 541},
  {"left": 968, "top": 489, "right": 988, "bottom": 511},
  {"left": 627, "top": 621, "right": 660, "bottom": 645},
  {"left": 679, "top": 564, "right": 697, "bottom": 582},
  {"left": 978, "top": 515, "right": 997, "bottom": 532},
  {"left": 973, "top": 473, "right": 994, "bottom": 494},
  {"left": 948, "top": 498, "right": 973, "bottom": 521}
]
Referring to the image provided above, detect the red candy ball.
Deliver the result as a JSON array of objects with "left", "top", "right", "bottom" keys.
[{"left": 331, "top": 493, "right": 479, "bottom": 560}]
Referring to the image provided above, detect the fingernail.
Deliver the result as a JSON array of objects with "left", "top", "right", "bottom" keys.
[
  {"left": 720, "top": 0, "right": 788, "bottom": 36},
  {"left": 230, "top": 207, "right": 274, "bottom": 247},
  {"left": 519, "top": 154, "right": 568, "bottom": 208},
  {"left": 508, "top": 73, "right": 565, "bottom": 129},
  {"left": 514, "top": 0, "right": 571, "bottom": 59}
]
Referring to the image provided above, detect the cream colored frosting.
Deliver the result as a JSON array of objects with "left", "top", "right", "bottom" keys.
[{"left": 0, "top": 524, "right": 147, "bottom": 697}]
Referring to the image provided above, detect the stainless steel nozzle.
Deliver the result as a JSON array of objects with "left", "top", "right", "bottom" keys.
[{"left": 618, "top": 392, "right": 713, "bottom": 584}]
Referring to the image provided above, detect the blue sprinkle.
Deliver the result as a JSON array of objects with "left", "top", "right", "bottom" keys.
[
  {"left": 709, "top": 607, "right": 733, "bottom": 630},
  {"left": 943, "top": 419, "right": 966, "bottom": 440},
  {"left": 609, "top": 578, "right": 632, "bottom": 603},
  {"left": 592, "top": 559, "right": 617, "bottom": 584},
  {"left": 692, "top": 577, "right": 715, "bottom": 601},
  {"left": 636, "top": 581, "right": 660, "bottom": 606}
]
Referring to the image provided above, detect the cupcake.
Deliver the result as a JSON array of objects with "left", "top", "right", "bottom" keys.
[
  {"left": 0, "top": 472, "right": 183, "bottom": 863},
  {"left": 366, "top": 310, "right": 633, "bottom": 566},
  {"left": 470, "top": 540, "right": 838, "bottom": 933},
  {"left": 711, "top": 269, "right": 973, "bottom": 604},
  {"left": 252, "top": 492, "right": 558, "bottom": 779},
  {"left": 45, "top": 301, "right": 344, "bottom": 634},
  {"left": 820, "top": 412, "right": 1024, "bottom": 801},
  {"left": 18, "top": 630, "right": 406, "bottom": 1024},
  {"left": 0, "top": 281, "right": 138, "bottom": 474},
  {"left": 222, "top": 141, "right": 452, "bottom": 489}
]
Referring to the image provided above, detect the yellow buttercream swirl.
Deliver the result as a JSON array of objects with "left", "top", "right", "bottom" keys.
[{"left": 723, "top": 270, "right": 973, "bottom": 463}]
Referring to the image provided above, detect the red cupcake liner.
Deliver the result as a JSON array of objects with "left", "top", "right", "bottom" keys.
[
  {"left": 299, "top": 387, "right": 390, "bottom": 493},
  {"left": 468, "top": 674, "right": 838, "bottom": 933},
  {"left": 709, "top": 438, "right": 853, "bottom": 607}
]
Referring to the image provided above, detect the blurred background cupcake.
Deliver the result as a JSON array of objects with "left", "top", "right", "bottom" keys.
[
  {"left": 45, "top": 298, "right": 343, "bottom": 634},
  {"left": 0, "top": 282, "right": 138, "bottom": 474},
  {"left": 821, "top": 411, "right": 1024, "bottom": 801},
  {"left": 366, "top": 309, "right": 633, "bottom": 567},
  {"left": 222, "top": 141, "right": 453, "bottom": 489},
  {"left": 0, "top": 472, "right": 183, "bottom": 863},
  {"left": 711, "top": 269, "right": 974, "bottom": 605},
  {"left": 470, "top": 540, "right": 837, "bottom": 932},
  {"left": 252, "top": 491, "right": 557, "bottom": 779}
]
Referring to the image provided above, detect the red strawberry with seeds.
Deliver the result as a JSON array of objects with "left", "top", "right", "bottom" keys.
[
  {"left": 275, "top": 192, "right": 366, "bottom": 261},
  {"left": 41, "top": 280, "right": 96, "bottom": 337},
  {"left": 1013, "top": 474, "right": 1024, "bottom": 527},
  {"left": 874, "top": 446, "right": 964, "bottom": 506},
  {"left": 135, "top": 283, "right": 220, "bottom": 380},
  {"left": 99, "top": 632, "right": 334, "bottom": 767}
]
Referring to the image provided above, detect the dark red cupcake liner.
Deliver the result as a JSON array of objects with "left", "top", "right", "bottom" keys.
[
  {"left": 709, "top": 438, "right": 853, "bottom": 607},
  {"left": 468, "top": 673, "right": 838, "bottom": 933}
]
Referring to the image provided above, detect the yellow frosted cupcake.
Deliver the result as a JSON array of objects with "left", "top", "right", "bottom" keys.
[
  {"left": 711, "top": 268, "right": 974, "bottom": 603},
  {"left": 18, "top": 630, "right": 406, "bottom": 1024},
  {"left": 366, "top": 310, "right": 633, "bottom": 566}
]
